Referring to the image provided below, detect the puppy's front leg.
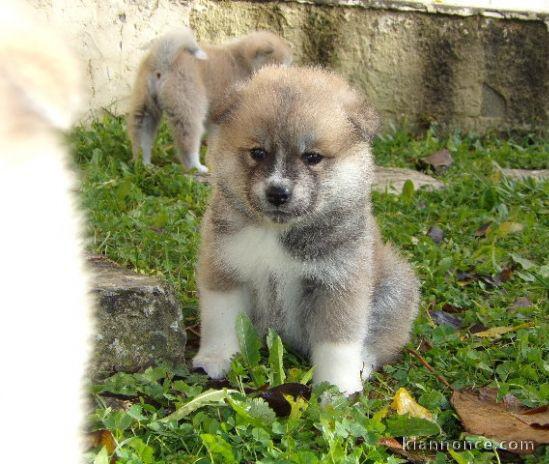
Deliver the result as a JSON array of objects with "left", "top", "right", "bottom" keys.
[
  {"left": 193, "top": 287, "right": 249, "bottom": 379},
  {"left": 309, "top": 292, "right": 369, "bottom": 395},
  {"left": 312, "top": 341, "right": 364, "bottom": 395}
]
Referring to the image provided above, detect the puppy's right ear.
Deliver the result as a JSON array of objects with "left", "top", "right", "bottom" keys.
[{"left": 210, "top": 83, "right": 244, "bottom": 125}]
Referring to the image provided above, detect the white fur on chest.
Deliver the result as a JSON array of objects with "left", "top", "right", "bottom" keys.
[
  {"left": 221, "top": 226, "right": 298, "bottom": 279},
  {"left": 219, "top": 225, "right": 305, "bottom": 344}
]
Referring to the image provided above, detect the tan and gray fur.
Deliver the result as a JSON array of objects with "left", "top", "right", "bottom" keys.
[
  {"left": 193, "top": 66, "right": 419, "bottom": 395},
  {"left": 128, "top": 29, "right": 292, "bottom": 172},
  {"left": 0, "top": 1, "right": 91, "bottom": 462}
]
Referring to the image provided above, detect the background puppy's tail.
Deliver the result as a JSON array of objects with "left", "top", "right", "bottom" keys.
[{"left": 149, "top": 28, "right": 207, "bottom": 73}]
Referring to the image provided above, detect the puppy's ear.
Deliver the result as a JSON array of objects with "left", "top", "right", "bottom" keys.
[
  {"left": 346, "top": 95, "right": 380, "bottom": 142},
  {"left": 210, "top": 83, "right": 244, "bottom": 125}
]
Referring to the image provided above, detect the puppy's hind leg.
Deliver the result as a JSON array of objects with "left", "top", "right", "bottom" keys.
[
  {"left": 165, "top": 106, "right": 208, "bottom": 173},
  {"left": 160, "top": 74, "right": 208, "bottom": 173},
  {"left": 128, "top": 102, "right": 161, "bottom": 165},
  {"left": 363, "top": 244, "right": 420, "bottom": 373}
]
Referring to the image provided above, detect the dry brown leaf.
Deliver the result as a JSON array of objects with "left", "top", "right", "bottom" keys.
[
  {"left": 473, "top": 322, "right": 534, "bottom": 339},
  {"left": 379, "top": 437, "right": 434, "bottom": 463},
  {"left": 429, "top": 310, "right": 462, "bottom": 329},
  {"left": 474, "top": 222, "right": 492, "bottom": 238},
  {"left": 451, "top": 389, "right": 549, "bottom": 454},
  {"left": 391, "top": 387, "right": 434, "bottom": 421},
  {"left": 86, "top": 429, "right": 116, "bottom": 454},
  {"left": 513, "top": 406, "right": 549, "bottom": 430}
]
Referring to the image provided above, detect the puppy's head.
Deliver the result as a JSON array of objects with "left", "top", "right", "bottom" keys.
[
  {"left": 209, "top": 66, "right": 379, "bottom": 225},
  {"left": 235, "top": 31, "right": 292, "bottom": 72}
]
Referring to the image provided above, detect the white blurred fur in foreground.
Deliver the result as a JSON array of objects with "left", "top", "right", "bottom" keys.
[{"left": 0, "top": 1, "right": 91, "bottom": 462}]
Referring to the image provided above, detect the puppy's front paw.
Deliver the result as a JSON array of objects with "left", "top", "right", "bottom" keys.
[
  {"left": 192, "top": 352, "right": 232, "bottom": 379},
  {"left": 338, "top": 380, "right": 363, "bottom": 396},
  {"left": 312, "top": 342, "right": 364, "bottom": 396}
]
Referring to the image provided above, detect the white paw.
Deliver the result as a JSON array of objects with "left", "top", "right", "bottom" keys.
[
  {"left": 192, "top": 352, "right": 232, "bottom": 379},
  {"left": 336, "top": 378, "right": 364, "bottom": 396},
  {"left": 195, "top": 163, "right": 209, "bottom": 174},
  {"left": 312, "top": 342, "right": 364, "bottom": 396},
  {"left": 313, "top": 370, "right": 364, "bottom": 396},
  {"left": 186, "top": 162, "right": 208, "bottom": 174}
]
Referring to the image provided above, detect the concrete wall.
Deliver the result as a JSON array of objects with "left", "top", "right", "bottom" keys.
[{"left": 27, "top": 0, "right": 548, "bottom": 133}]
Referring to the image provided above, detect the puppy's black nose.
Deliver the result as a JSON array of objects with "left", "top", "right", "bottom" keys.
[{"left": 266, "top": 185, "right": 291, "bottom": 206}]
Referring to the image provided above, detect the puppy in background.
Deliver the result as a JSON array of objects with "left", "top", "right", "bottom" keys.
[
  {"left": 193, "top": 66, "right": 419, "bottom": 395},
  {"left": 128, "top": 29, "right": 292, "bottom": 172},
  {"left": 0, "top": 1, "right": 91, "bottom": 463}
]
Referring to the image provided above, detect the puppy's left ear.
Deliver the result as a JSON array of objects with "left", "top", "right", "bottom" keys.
[{"left": 346, "top": 96, "right": 380, "bottom": 142}]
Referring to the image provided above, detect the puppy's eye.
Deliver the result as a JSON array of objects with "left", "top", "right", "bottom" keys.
[
  {"left": 302, "top": 151, "right": 323, "bottom": 166},
  {"left": 250, "top": 148, "right": 267, "bottom": 161}
]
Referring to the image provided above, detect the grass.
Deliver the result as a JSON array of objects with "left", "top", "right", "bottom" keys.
[{"left": 72, "top": 116, "right": 548, "bottom": 464}]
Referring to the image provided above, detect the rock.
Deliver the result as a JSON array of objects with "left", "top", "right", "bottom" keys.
[
  {"left": 501, "top": 169, "right": 549, "bottom": 181},
  {"left": 373, "top": 167, "right": 445, "bottom": 193},
  {"left": 88, "top": 255, "right": 187, "bottom": 380},
  {"left": 419, "top": 149, "right": 453, "bottom": 173},
  {"left": 427, "top": 225, "right": 444, "bottom": 244}
]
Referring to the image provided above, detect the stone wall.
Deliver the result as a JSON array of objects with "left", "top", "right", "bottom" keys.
[{"left": 26, "top": 0, "right": 548, "bottom": 133}]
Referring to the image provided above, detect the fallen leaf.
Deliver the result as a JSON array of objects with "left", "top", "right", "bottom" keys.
[
  {"left": 456, "top": 267, "right": 513, "bottom": 288},
  {"left": 441, "top": 303, "right": 465, "bottom": 314},
  {"left": 474, "top": 222, "right": 492, "bottom": 238},
  {"left": 419, "top": 149, "right": 453, "bottom": 173},
  {"left": 468, "top": 322, "right": 487, "bottom": 334},
  {"left": 259, "top": 382, "right": 311, "bottom": 417},
  {"left": 378, "top": 437, "right": 402, "bottom": 449},
  {"left": 513, "top": 405, "right": 549, "bottom": 430},
  {"left": 379, "top": 437, "right": 435, "bottom": 463},
  {"left": 391, "top": 387, "right": 434, "bottom": 421},
  {"left": 496, "top": 266, "right": 514, "bottom": 284},
  {"left": 427, "top": 226, "right": 444, "bottom": 244},
  {"left": 472, "top": 322, "right": 534, "bottom": 339},
  {"left": 86, "top": 429, "right": 116, "bottom": 454},
  {"left": 451, "top": 389, "right": 549, "bottom": 454},
  {"left": 456, "top": 270, "right": 477, "bottom": 286},
  {"left": 429, "top": 310, "right": 462, "bottom": 329}
]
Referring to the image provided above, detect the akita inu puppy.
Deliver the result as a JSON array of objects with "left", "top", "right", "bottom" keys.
[
  {"left": 128, "top": 29, "right": 292, "bottom": 172},
  {"left": 193, "top": 66, "right": 419, "bottom": 395}
]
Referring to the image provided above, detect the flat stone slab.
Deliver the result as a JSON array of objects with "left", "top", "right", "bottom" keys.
[
  {"left": 373, "top": 167, "right": 445, "bottom": 193},
  {"left": 88, "top": 255, "right": 187, "bottom": 379},
  {"left": 501, "top": 169, "right": 549, "bottom": 181}
]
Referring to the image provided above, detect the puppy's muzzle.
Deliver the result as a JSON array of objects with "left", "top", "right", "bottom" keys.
[{"left": 266, "top": 185, "right": 291, "bottom": 206}]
